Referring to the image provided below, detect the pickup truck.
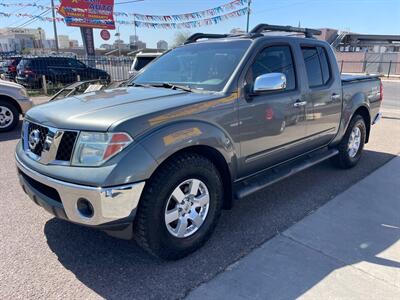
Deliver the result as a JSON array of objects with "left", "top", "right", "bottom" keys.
[
  {"left": 0, "top": 79, "right": 32, "bottom": 131},
  {"left": 15, "top": 24, "right": 382, "bottom": 260}
]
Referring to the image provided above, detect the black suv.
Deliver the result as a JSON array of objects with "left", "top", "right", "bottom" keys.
[{"left": 16, "top": 56, "right": 110, "bottom": 88}]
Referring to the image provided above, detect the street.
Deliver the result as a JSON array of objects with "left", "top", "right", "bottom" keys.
[{"left": 0, "top": 81, "right": 398, "bottom": 299}]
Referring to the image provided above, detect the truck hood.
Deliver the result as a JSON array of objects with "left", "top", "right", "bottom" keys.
[
  {"left": 0, "top": 79, "right": 23, "bottom": 90},
  {"left": 25, "top": 87, "right": 214, "bottom": 131}
]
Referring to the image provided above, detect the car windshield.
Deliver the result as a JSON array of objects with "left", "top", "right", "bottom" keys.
[{"left": 130, "top": 40, "right": 251, "bottom": 92}]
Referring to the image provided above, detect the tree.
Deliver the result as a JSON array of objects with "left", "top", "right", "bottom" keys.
[{"left": 171, "top": 30, "right": 191, "bottom": 48}]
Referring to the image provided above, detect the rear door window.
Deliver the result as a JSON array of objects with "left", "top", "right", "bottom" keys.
[
  {"left": 301, "top": 46, "right": 331, "bottom": 87},
  {"left": 301, "top": 47, "right": 323, "bottom": 87},
  {"left": 317, "top": 47, "right": 331, "bottom": 84}
]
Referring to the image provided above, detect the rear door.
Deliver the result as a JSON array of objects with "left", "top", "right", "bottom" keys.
[
  {"left": 237, "top": 42, "right": 308, "bottom": 177},
  {"left": 300, "top": 44, "right": 342, "bottom": 146}
]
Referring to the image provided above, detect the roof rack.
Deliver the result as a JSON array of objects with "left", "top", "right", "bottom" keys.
[
  {"left": 184, "top": 33, "right": 230, "bottom": 44},
  {"left": 250, "top": 24, "right": 321, "bottom": 38}
]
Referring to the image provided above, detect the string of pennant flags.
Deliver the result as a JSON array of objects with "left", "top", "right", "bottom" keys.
[
  {"left": 0, "top": 0, "right": 249, "bottom": 29},
  {"left": 0, "top": 0, "right": 248, "bottom": 20}
]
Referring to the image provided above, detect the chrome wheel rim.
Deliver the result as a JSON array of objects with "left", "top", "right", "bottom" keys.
[
  {"left": 165, "top": 178, "right": 210, "bottom": 238},
  {"left": 0, "top": 106, "right": 14, "bottom": 129},
  {"left": 348, "top": 126, "right": 361, "bottom": 158}
]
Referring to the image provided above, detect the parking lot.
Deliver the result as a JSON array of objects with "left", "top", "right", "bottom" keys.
[{"left": 0, "top": 81, "right": 398, "bottom": 299}]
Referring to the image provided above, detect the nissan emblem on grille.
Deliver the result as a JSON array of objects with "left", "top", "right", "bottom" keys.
[{"left": 28, "top": 129, "right": 41, "bottom": 151}]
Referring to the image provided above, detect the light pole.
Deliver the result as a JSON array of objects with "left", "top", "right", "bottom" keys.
[
  {"left": 51, "top": 0, "right": 59, "bottom": 52},
  {"left": 246, "top": 0, "right": 252, "bottom": 33}
]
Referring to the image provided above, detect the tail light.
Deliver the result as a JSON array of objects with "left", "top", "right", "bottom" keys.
[
  {"left": 379, "top": 81, "right": 383, "bottom": 101},
  {"left": 24, "top": 68, "right": 35, "bottom": 76},
  {"left": 8, "top": 65, "right": 16, "bottom": 72}
]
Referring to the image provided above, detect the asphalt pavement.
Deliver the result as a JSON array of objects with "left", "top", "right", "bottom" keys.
[{"left": 0, "top": 82, "right": 399, "bottom": 299}]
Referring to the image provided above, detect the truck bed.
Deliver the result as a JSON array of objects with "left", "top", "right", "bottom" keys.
[{"left": 341, "top": 73, "right": 380, "bottom": 83}]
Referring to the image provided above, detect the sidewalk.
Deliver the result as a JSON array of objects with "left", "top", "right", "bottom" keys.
[{"left": 187, "top": 157, "right": 400, "bottom": 300}]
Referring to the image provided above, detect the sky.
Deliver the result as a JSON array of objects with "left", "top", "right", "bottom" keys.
[{"left": 0, "top": 0, "right": 399, "bottom": 48}]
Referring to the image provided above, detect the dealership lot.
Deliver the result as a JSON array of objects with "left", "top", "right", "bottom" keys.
[{"left": 0, "top": 82, "right": 399, "bottom": 299}]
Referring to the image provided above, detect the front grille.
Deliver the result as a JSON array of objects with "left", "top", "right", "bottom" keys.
[
  {"left": 27, "top": 122, "right": 49, "bottom": 156},
  {"left": 56, "top": 131, "right": 78, "bottom": 161},
  {"left": 23, "top": 121, "right": 78, "bottom": 164}
]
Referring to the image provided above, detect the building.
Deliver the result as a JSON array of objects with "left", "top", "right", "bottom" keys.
[
  {"left": 58, "top": 35, "right": 70, "bottom": 49},
  {"left": 0, "top": 27, "right": 46, "bottom": 52},
  {"left": 338, "top": 34, "right": 400, "bottom": 53},
  {"left": 113, "top": 39, "right": 131, "bottom": 50},
  {"left": 69, "top": 39, "right": 79, "bottom": 48},
  {"left": 129, "top": 35, "right": 139, "bottom": 44},
  {"left": 43, "top": 39, "right": 56, "bottom": 49},
  {"left": 157, "top": 40, "right": 168, "bottom": 50},
  {"left": 100, "top": 43, "right": 114, "bottom": 50},
  {"left": 230, "top": 28, "right": 245, "bottom": 34}
]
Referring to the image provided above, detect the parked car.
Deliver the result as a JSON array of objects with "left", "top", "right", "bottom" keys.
[
  {"left": 4, "top": 56, "right": 22, "bottom": 81},
  {"left": 129, "top": 52, "right": 162, "bottom": 77},
  {"left": 16, "top": 24, "right": 382, "bottom": 260},
  {"left": 0, "top": 79, "right": 32, "bottom": 131},
  {"left": 16, "top": 56, "right": 110, "bottom": 88},
  {"left": 49, "top": 79, "right": 111, "bottom": 101}
]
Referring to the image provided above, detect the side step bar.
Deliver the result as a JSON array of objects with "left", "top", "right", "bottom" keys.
[{"left": 234, "top": 148, "right": 339, "bottom": 199}]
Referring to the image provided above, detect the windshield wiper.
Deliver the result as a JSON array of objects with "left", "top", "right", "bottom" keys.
[
  {"left": 127, "top": 82, "right": 151, "bottom": 88},
  {"left": 151, "top": 82, "right": 194, "bottom": 92}
]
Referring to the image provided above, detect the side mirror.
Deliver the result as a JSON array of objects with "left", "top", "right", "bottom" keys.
[{"left": 253, "top": 73, "right": 287, "bottom": 93}]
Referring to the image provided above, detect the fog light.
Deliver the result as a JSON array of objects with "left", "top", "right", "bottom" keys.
[{"left": 77, "top": 198, "right": 94, "bottom": 218}]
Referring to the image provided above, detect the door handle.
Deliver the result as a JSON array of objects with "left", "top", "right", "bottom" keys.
[
  {"left": 331, "top": 93, "right": 341, "bottom": 101},
  {"left": 293, "top": 100, "right": 307, "bottom": 107}
]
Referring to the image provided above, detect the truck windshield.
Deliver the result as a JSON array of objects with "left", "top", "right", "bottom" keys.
[{"left": 130, "top": 40, "right": 251, "bottom": 92}]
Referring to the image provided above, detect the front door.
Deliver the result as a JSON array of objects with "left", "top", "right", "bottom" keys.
[{"left": 238, "top": 44, "right": 308, "bottom": 177}]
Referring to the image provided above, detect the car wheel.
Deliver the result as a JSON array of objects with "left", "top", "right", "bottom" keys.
[
  {"left": 0, "top": 100, "right": 19, "bottom": 132},
  {"left": 134, "top": 152, "right": 223, "bottom": 260},
  {"left": 332, "top": 114, "right": 366, "bottom": 169}
]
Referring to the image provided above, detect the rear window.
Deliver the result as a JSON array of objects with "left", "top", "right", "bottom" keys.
[
  {"left": 134, "top": 57, "right": 155, "bottom": 71},
  {"left": 18, "top": 59, "right": 32, "bottom": 68}
]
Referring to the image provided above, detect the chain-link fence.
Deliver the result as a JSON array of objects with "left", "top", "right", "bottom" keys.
[{"left": 0, "top": 54, "right": 134, "bottom": 94}]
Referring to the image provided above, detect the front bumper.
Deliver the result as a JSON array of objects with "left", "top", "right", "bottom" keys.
[{"left": 16, "top": 155, "right": 145, "bottom": 228}]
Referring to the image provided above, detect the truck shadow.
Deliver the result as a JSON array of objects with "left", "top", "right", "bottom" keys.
[{"left": 44, "top": 150, "right": 398, "bottom": 300}]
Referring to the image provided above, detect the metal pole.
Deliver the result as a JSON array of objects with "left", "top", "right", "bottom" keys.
[
  {"left": 51, "top": 0, "right": 59, "bottom": 52},
  {"left": 387, "top": 60, "right": 392, "bottom": 78},
  {"left": 340, "top": 60, "right": 344, "bottom": 73},
  {"left": 246, "top": 0, "right": 251, "bottom": 33}
]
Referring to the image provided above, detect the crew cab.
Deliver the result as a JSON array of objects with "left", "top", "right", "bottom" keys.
[{"left": 15, "top": 24, "right": 382, "bottom": 260}]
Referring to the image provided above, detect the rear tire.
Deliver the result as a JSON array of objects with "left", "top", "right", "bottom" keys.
[
  {"left": 0, "top": 100, "right": 19, "bottom": 132},
  {"left": 332, "top": 114, "right": 366, "bottom": 169},
  {"left": 134, "top": 152, "right": 223, "bottom": 260}
]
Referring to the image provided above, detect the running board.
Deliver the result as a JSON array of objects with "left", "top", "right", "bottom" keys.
[{"left": 234, "top": 148, "right": 339, "bottom": 199}]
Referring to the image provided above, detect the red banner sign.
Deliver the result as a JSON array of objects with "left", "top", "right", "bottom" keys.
[{"left": 58, "top": 0, "right": 115, "bottom": 30}]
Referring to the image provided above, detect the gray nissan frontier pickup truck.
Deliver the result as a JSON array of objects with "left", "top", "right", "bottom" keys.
[{"left": 16, "top": 24, "right": 382, "bottom": 259}]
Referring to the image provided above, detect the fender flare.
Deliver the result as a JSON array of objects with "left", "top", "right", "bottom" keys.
[{"left": 138, "top": 120, "right": 238, "bottom": 180}]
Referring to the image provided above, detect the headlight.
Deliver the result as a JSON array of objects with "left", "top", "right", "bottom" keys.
[
  {"left": 72, "top": 132, "right": 133, "bottom": 166},
  {"left": 19, "top": 87, "right": 28, "bottom": 98}
]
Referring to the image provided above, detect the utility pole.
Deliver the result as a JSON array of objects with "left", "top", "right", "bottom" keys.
[
  {"left": 246, "top": 0, "right": 252, "bottom": 33},
  {"left": 51, "top": 0, "right": 59, "bottom": 52}
]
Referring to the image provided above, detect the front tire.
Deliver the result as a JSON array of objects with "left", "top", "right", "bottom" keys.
[
  {"left": 332, "top": 114, "right": 366, "bottom": 168},
  {"left": 134, "top": 152, "right": 223, "bottom": 260},
  {"left": 0, "top": 100, "right": 19, "bottom": 132}
]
